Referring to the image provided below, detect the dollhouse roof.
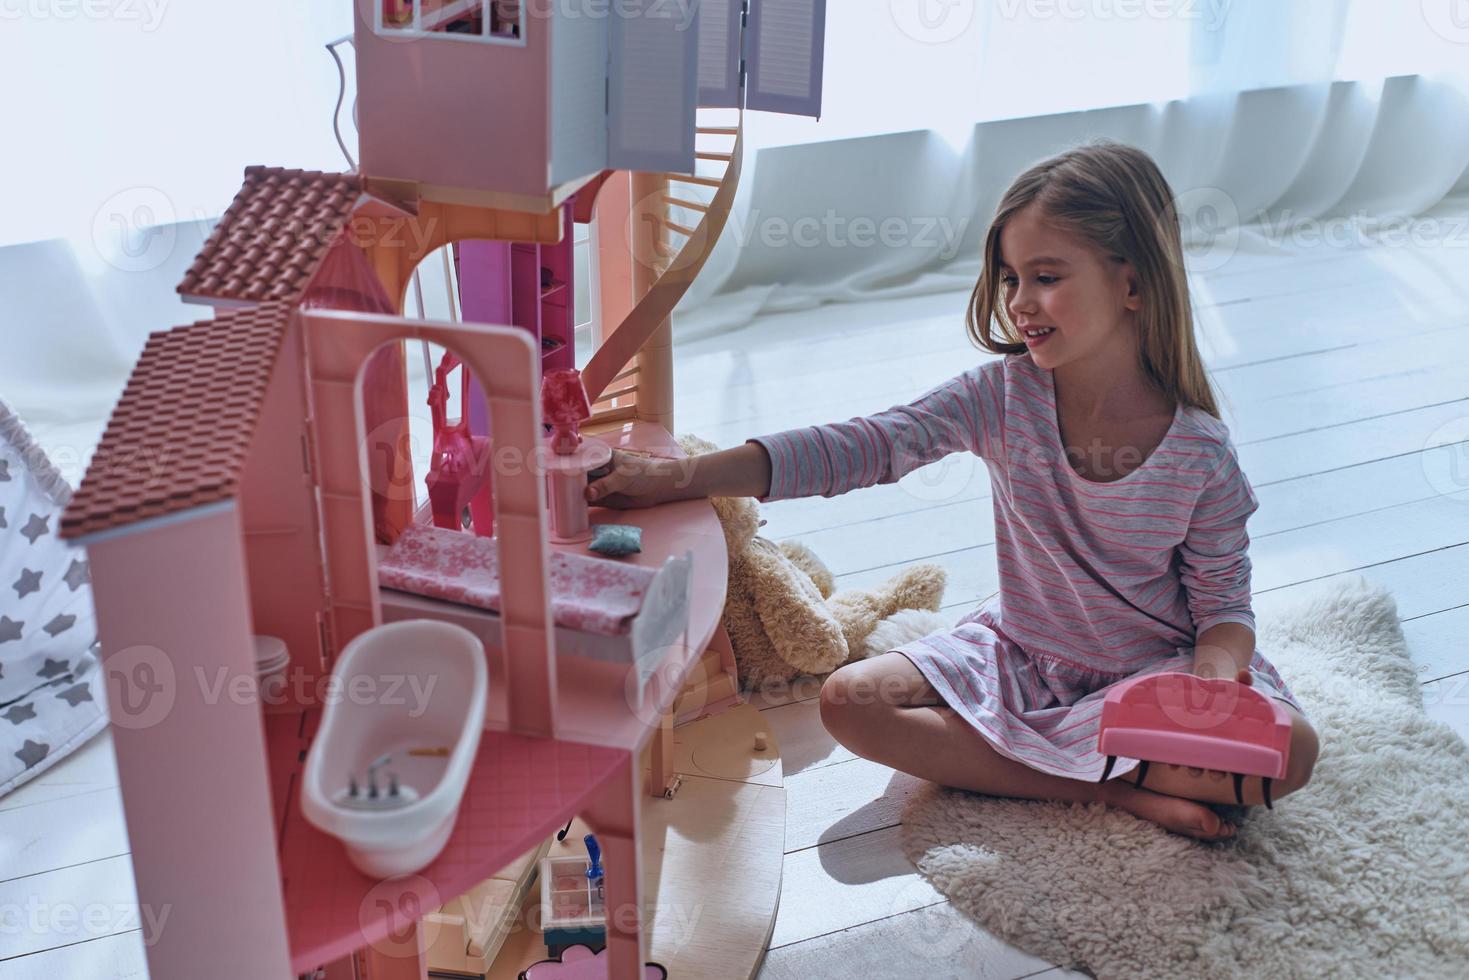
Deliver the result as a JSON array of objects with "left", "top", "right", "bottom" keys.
[
  {"left": 60, "top": 304, "right": 290, "bottom": 540},
  {"left": 177, "top": 167, "right": 363, "bottom": 306}
]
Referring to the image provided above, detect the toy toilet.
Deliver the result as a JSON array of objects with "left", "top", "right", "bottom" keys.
[{"left": 301, "top": 619, "right": 487, "bottom": 877}]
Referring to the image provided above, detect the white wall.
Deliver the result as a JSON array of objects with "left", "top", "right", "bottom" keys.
[{"left": 0, "top": 1, "right": 353, "bottom": 249}]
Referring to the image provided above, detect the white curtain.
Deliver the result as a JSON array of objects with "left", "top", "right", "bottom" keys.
[
  {"left": 0, "top": 2, "right": 354, "bottom": 475},
  {"left": 673, "top": 0, "right": 1469, "bottom": 338},
  {"left": 6, "top": 0, "right": 1469, "bottom": 465},
  {"left": 0, "top": 3, "right": 352, "bottom": 250}
]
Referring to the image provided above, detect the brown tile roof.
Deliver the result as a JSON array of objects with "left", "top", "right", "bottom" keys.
[
  {"left": 177, "top": 167, "right": 363, "bottom": 306},
  {"left": 61, "top": 304, "right": 290, "bottom": 539}
]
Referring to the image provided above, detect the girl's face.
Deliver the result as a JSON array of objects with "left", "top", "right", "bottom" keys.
[{"left": 997, "top": 203, "right": 1141, "bottom": 371}]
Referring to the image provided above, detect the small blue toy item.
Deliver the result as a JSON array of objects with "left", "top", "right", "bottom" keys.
[
  {"left": 583, "top": 833, "right": 605, "bottom": 900},
  {"left": 583, "top": 833, "right": 604, "bottom": 883},
  {"left": 588, "top": 523, "right": 641, "bottom": 557}
]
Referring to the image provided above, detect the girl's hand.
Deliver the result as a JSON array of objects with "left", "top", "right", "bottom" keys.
[
  {"left": 1190, "top": 666, "right": 1252, "bottom": 686},
  {"left": 584, "top": 449, "right": 683, "bottom": 510},
  {"left": 1171, "top": 667, "right": 1252, "bottom": 780}
]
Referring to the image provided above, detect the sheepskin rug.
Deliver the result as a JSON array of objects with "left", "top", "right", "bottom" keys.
[{"left": 898, "top": 576, "right": 1469, "bottom": 979}]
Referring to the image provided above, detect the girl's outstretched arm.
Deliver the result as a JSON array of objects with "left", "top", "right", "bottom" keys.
[
  {"left": 748, "top": 360, "right": 1006, "bottom": 503},
  {"left": 585, "top": 442, "right": 772, "bottom": 508}
]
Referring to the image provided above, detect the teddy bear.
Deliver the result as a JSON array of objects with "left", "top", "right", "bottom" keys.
[{"left": 677, "top": 435, "right": 951, "bottom": 692}]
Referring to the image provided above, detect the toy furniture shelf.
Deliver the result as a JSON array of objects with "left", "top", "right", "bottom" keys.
[{"left": 264, "top": 711, "right": 627, "bottom": 972}]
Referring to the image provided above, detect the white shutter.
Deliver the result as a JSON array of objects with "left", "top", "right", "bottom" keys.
[
  {"left": 697, "top": 0, "right": 743, "bottom": 108},
  {"left": 551, "top": 10, "right": 610, "bottom": 184},
  {"left": 745, "top": 0, "right": 825, "bottom": 118},
  {"left": 607, "top": 0, "right": 699, "bottom": 173}
]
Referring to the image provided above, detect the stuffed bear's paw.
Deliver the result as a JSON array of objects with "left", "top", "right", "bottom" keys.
[
  {"left": 779, "top": 540, "right": 835, "bottom": 599},
  {"left": 882, "top": 563, "right": 947, "bottom": 614},
  {"left": 858, "top": 609, "right": 950, "bottom": 661}
]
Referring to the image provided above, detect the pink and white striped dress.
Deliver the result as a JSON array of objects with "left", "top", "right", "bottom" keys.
[{"left": 748, "top": 350, "right": 1303, "bottom": 783}]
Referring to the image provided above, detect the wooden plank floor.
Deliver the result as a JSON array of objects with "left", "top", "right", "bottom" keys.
[
  {"left": 3, "top": 235, "right": 1467, "bottom": 978},
  {"left": 673, "top": 238, "right": 1469, "bottom": 979}
]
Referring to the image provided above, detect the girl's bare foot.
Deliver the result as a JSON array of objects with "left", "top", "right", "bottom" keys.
[{"left": 1104, "top": 781, "right": 1239, "bottom": 843}]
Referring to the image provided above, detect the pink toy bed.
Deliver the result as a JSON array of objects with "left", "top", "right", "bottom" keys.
[{"left": 377, "top": 522, "right": 693, "bottom": 705}]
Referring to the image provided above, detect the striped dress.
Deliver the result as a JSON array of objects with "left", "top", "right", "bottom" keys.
[{"left": 748, "top": 350, "right": 1303, "bottom": 783}]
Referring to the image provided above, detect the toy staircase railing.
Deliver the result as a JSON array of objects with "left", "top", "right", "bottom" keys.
[{"left": 580, "top": 108, "right": 744, "bottom": 433}]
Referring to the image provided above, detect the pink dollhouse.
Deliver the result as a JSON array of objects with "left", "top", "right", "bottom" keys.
[{"left": 59, "top": 1, "right": 827, "bottom": 978}]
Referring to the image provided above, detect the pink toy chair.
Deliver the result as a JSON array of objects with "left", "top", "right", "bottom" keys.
[
  {"left": 426, "top": 350, "right": 494, "bottom": 536},
  {"left": 1095, "top": 672, "right": 1293, "bottom": 808},
  {"left": 520, "top": 944, "right": 667, "bottom": 980}
]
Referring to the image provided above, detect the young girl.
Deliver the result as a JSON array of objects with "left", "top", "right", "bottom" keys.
[{"left": 584, "top": 140, "right": 1320, "bottom": 843}]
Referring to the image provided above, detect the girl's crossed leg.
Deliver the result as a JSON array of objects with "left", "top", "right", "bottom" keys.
[{"left": 818, "top": 652, "right": 1315, "bottom": 843}]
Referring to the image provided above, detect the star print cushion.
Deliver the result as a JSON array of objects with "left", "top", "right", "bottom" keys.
[{"left": 0, "top": 399, "right": 105, "bottom": 799}]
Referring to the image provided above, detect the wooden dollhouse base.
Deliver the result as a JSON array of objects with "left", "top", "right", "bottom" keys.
[{"left": 475, "top": 702, "right": 785, "bottom": 979}]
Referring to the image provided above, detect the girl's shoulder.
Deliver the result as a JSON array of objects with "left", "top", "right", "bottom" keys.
[{"left": 1171, "top": 403, "right": 1242, "bottom": 472}]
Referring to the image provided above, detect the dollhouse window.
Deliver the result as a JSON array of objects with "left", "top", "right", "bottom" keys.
[{"left": 377, "top": 0, "right": 524, "bottom": 46}]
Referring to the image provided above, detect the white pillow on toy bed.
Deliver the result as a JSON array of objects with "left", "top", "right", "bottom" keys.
[{"left": 0, "top": 399, "right": 105, "bottom": 799}]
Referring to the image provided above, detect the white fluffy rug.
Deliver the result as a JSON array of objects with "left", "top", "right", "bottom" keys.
[{"left": 899, "top": 576, "right": 1469, "bottom": 979}]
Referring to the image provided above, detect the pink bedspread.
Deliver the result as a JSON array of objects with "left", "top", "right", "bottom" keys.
[{"left": 378, "top": 523, "right": 655, "bottom": 637}]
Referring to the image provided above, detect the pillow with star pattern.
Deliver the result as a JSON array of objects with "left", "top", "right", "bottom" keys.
[{"left": 0, "top": 399, "right": 106, "bottom": 799}]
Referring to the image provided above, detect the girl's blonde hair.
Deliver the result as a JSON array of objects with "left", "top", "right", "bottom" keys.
[{"left": 965, "top": 139, "right": 1220, "bottom": 418}]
